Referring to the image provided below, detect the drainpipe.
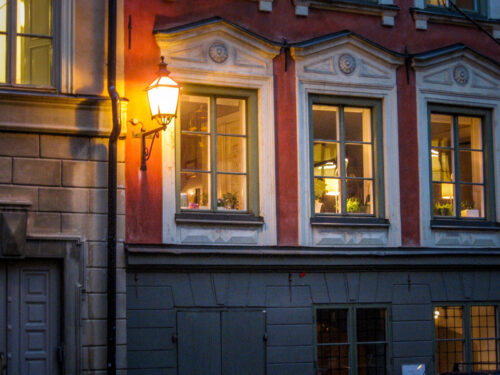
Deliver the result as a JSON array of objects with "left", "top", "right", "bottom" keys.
[{"left": 107, "top": 0, "right": 119, "bottom": 373}]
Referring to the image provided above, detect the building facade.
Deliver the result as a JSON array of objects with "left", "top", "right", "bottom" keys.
[
  {"left": 124, "top": 1, "right": 500, "bottom": 375},
  {"left": 0, "top": 0, "right": 126, "bottom": 374}
]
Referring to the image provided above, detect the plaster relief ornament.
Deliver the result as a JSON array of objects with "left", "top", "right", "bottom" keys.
[
  {"left": 453, "top": 65, "right": 469, "bottom": 85},
  {"left": 338, "top": 54, "right": 356, "bottom": 75},
  {"left": 209, "top": 42, "right": 229, "bottom": 63}
]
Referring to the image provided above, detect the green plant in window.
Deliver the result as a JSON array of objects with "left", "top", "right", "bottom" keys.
[
  {"left": 314, "top": 179, "right": 326, "bottom": 202},
  {"left": 222, "top": 192, "right": 239, "bottom": 210},
  {"left": 434, "top": 201, "right": 453, "bottom": 216},
  {"left": 461, "top": 201, "right": 474, "bottom": 210},
  {"left": 347, "top": 197, "right": 360, "bottom": 213}
]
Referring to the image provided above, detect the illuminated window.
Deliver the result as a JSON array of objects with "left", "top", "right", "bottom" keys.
[
  {"left": 316, "top": 307, "right": 389, "bottom": 375},
  {"left": 177, "top": 85, "right": 258, "bottom": 215},
  {"left": 434, "top": 305, "right": 499, "bottom": 374},
  {"left": 429, "top": 106, "right": 495, "bottom": 221},
  {"left": 310, "top": 96, "right": 384, "bottom": 217},
  {"left": 0, "top": 0, "right": 53, "bottom": 86},
  {"left": 426, "top": 0, "right": 486, "bottom": 15}
]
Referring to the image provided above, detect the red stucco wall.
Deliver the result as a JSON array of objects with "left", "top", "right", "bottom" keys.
[{"left": 124, "top": 0, "right": 499, "bottom": 245}]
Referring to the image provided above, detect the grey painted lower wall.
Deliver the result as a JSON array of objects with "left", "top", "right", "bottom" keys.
[{"left": 126, "top": 268, "right": 500, "bottom": 375}]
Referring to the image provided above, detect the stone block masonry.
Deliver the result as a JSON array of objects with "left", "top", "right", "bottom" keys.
[{"left": 0, "top": 131, "right": 127, "bottom": 373}]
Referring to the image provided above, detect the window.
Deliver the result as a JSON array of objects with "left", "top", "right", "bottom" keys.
[
  {"left": 0, "top": 0, "right": 53, "bottom": 86},
  {"left": 176, "top": 85, "right": 259, "bottom": 216},
  {"left": 434, "top": 305, "right": 499, "bottom": 374},
  {"left": 316, "top": 306, "right": 389, "bottom": 375},
  {"left": 426, "top": 0, "right": 486, "bottom": 16},
  {"left": 429, "top": 106, "right": 495, "bottom": 222},
  {"left": 310, "top": 95, "right": 384, "bottom": 218}
]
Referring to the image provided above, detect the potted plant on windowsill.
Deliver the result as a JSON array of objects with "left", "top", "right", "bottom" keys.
[
  {"left": 434, "top": 201, "right": 453, "bottom": 216},
  {"left": 460, "top": 201, "right": 478, "bottom": 218}
]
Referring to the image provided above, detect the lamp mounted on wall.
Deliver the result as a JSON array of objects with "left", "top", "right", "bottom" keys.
[{"left": 132, "top": 56, "right": 180, "bottom": 171}]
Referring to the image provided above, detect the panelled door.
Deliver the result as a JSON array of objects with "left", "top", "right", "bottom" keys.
[
  {"left": 0, "top": 261, "right": 61, "bottom": 375},
  {"left": 177, "top": 310, "right": 266, "bottom": 375}
]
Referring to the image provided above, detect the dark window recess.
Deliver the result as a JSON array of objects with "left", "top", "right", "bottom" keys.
[{"left": 316, "top": 306, "right": 389, "bottom": 375}]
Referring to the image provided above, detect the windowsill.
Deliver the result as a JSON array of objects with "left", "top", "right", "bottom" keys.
[
  {"left": 0, "top": 84, "right": 57, "bottom": 94},
  {"left": 431, "top": 219, "right": 500, "bottom": 231},
  {"left": 311, "top": 216, "right": 389, "bottom": 228},
  {"left": 309, "top": 0, "right": 399, "bottom": 26},
  {"left": 410, "top": 7, "right": 500, "bottom": 30},
  {"left": 175, "top": 212, "right": 265, "bottom": 226}
]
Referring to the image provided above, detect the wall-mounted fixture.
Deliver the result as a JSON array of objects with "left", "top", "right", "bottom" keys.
[{"left": 134, "top": 56, "right": 180, "bottom": 171}]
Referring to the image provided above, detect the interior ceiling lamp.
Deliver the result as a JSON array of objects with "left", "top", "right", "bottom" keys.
[{"left": 137, "top": 56, "right": 180, "bottom": 171}]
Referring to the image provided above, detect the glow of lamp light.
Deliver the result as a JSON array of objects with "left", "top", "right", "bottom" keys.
[
  {"left": 441, "top": 183, "right": 454, "bottom": 200},
  {"left": 323, "top": 162, "right": 337, "bottom": 170},
  {"left": 434, "top": 310, "right": 440, "bottom": 320},
  {"left": 431, "top": 149, "right": 439, "bottom": 158},
  {"left": 325, "top": 179, "right": 340, "bottom": 196}
]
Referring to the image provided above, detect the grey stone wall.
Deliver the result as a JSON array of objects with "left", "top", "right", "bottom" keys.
[
  {"left": 126, "top": 270, "right": 500, "bottom": 375},
  {"left": 0, "top": 131, "right": 127, "bottom": 374}
]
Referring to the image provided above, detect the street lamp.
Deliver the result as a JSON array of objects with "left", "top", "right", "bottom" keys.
[{"left": 138, "top": 56, "right": 180, "bottom": 171}]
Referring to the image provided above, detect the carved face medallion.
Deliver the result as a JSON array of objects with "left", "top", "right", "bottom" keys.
[
  {"left": 453, "top": 65, "right": 469, "bottom": 85},
  {"left": 338, "top": 54, "right": 356, "bottom": 75},
  {"left": 209, "top": 42, "right": 228, "bottom": 63}
]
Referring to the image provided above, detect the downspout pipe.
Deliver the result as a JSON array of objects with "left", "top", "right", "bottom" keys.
[{"left": 107, "top": 0, "right": 120, "bottom": 373}]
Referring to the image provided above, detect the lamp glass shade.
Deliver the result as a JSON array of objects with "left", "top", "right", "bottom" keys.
[{"left": 146, "top": 75, "right": 180, "bottom": 119}]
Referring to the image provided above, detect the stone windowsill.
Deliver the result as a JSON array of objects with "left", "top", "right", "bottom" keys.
[
  {"left": 311, "top": 216, "right": 390, "bottom": 228},
  {"left": 175, "top": 212, "right": 265, "bottom": 226},
  {"left": 431, "top": 219, "right": 500, "bottom": 231}
]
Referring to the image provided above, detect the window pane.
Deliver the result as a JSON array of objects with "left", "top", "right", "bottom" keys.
[
  {"left": 471, "top": 306, "right": 497, "bottom": 339},
  {"left": 314, "top": 142, "right": 340, "bottom": 177},
  {"left": 180, "top": 172, "right": 210, "bottom": 210},
  {"left": 313, "top": 105, "right": 339, "bottom": 140},
  {"left": 458, "top": 116, "right": 482, "bottom": 150},
  {"left": 346, "top": 179, "right": 373, "bottom": 214},
  {"left": 315, "top": 178, "right": 341, "bottom": 214},
  {"left": 317, "top": 309, "right": 348, "bottom": 343},
  {"left": 433, "top": 183, "right": 455, "bottom": 216},
  {"left": 17, "top": 0, "right": 52, "bottom": 35},
  {"left": 180, "top": 95, "right": 209, "bottom": 132},
  {"left": 0, "top": 0, "right": 6, "bottom": 32},
  {"left": 181, "top": 134, "right": 210, "bottom": 171},
  {"left": 216, "top": 97, "right": 245, "bottom": 135},
  {"left": 344, "top": 107, "right": 371, "bottom": 142},
  {"left": 431, "top": 114, "right": 453, "bottom": 148},
  {"left": 357, "top": 344, "right": 386, "bottom": 375},
  {"left": 435, "top": 307, "right": 463, "bottom": 340},
  {"left": 436, "top": 340, "right": 464, "bottom": 374},
  {"left": 455, "top": 0, "right": 477, "bottom": 11},
  {"left": 216, "top": 136, "right": 246, "bottom": 173},
  {"left": 317, "top": 345, "right": 349, "bottom": 375},
  {"left": 16, "top": 36, "right": 52, "bottom": 85},
  {"left": 431, "top": 149, "right": 454, "bottom": 182},
  {"left": 460, "top": 184, "right": 484, "bottom": 218},
  {"left": 357, "top": 309, "right": 386, "bottom": 342},
  {"left": 345, "top": 144, "right": 372, "bottom": 178},
  {"left": 217, "top": 174, "right": 246, "bottom": 211},
  {"left": 472, "top": 340, "right": 498, "bottom": 371},
  {"left": 0, "top": 34, "right": 5, "bottom": 83},
  {"left": 459, "top": 150, "right": 483, "bottom": 184}
]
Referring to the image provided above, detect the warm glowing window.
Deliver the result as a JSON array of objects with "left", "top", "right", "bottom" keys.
[
  {"left": 316, "top": 307, "right": 389, "bottom": 375},
  {"left": 434, "top": 305, "right": 499, "bottom": 374},
  {"left": 430, "top": 113, "right": 486, "bottom": 219},
  {"left": 426, "top": 0, "right": 486, "bottom": 15},
  {"left": 311, "top": 96, "right": 383, "bottom": 217},
  {"left": 0, "top": 0, "right": 53, "bottom": 86},
  {"left": 177, "top": 86, "right": 258, "bottom": 214}
]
